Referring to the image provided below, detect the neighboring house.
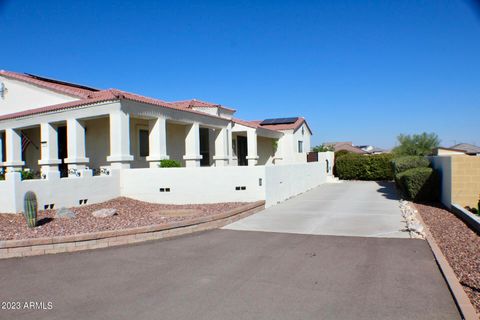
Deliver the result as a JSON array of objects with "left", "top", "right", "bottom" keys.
[
  {"left": 356, "top": 145, "right": 387, "bottom": 155},
  {"left": 324, "top": 142, "right": 367, "bottom": 154},
  {"left": 432, "top": 147, "right": 467, "bottom": 156},
  {"left": 0, "top": 70, "right": 312, "bottom": 176},
  {"left": 450, "top": 143, "right": 480, "bottom": 156}
]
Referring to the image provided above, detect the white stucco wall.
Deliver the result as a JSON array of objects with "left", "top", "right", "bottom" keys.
[
  {"left": 257, "top": 136, "right": 275, "bottom": 166},
  {"left": 1, "top": 172, "right": 119, "bottom": 213},
  {"left": 166, "top": 122, "right": 187, "bottom": 166},
  {"left": 429, "top": 156, "right": 453, "bottom": 207},
  {"left": 85, "top": 117, "right": 110, "bottom": 170},
  {"left": 120, "top": 166, "right": 266, "bottom": 204},
  {"left": 0, "top": 76, "right": 78, "bottom": 116}
]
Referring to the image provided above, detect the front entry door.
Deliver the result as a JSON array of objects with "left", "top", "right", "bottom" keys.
[{"left": 237, "top": 136, "right": 248, "bottom": 166}]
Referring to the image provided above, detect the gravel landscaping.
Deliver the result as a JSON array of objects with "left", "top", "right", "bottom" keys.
[
  {"left": 0, "top": 197, "right": 248, "bottom": 241},
  {"left": 415, "top": 202, "right": 480, "bottom": 315}
]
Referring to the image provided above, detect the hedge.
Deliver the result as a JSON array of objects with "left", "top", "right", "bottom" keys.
[
  {"left": 391, "top": 156, "right": 430, "bottom": 176},
  {"left": 395, "top": 167, "right": 439, "bottom": 201},
  {"left": 334, "top": 153, "right": 394, "bottom": 180}
]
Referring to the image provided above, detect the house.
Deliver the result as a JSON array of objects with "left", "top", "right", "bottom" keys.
[
  {"left": 0, "top": 71, "right": 328, "bottom": 213},
  {"left": 356, "top": 145, "right": 388, "bottom": 155},
  {"left": 450, "top": 143, "right": 480, "bottom": 156},
  {"left": 0, "top": 70, "right": 312, "bottom": 176},
  {"left": 323, "top": 142, "right": 367, "bottom": 154},
  {"left": 432, "top": 147, "right": 467, "bottom": 156}
]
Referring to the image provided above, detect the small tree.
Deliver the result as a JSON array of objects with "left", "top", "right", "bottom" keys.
[
  {"left": 312, "top": 144, "right": 334, "bottom": 152},
  {"left": 392, "top": 132, "right": 440, "bottom": 156}
]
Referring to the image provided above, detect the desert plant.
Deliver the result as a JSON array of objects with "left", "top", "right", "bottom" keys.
[
  {"left": 23, "top": 191, "right": 38, "bottom": 228},
  {"left": 395, "top": 167, "right": 439, "bottom": 201},
  {"left": 158, "top": 159, "right": 181, "bottom": 168},
  {"left": 391, "top": 156, "right": 430, "bottom": 176},
  {"left": 392, "top": 132, "right": 440, "bottom": 156}
]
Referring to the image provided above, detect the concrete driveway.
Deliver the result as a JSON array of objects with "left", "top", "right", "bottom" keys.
[{"left": 225, "top": 181, "right": 409, "bottom": 238}]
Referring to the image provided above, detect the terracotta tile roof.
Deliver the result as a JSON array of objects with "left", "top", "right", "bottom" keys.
[
  {"left": 248, "top": 117, "right": 312, "bottom": 134},
  {"left": 0, "top": 89, "right": 229, "bottom": 121},
  {"left": 171, "top": 99, "right": 236, "bottom": 112},
  {"left": 0, "top": 70, "right": 98, "bottom": 98},
  {"left": 232, "top": 118, "right": 281, "bottom": 133}
]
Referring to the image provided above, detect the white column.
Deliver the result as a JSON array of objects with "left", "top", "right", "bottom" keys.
[
  {"left": 146, "top": 117, "right": 169, "bottom": 168},
  {"left": 4, "top": 128, "right": 24, "bottom": 173},
  {"left": 183, "top": 123, "right": 202, "bottom": 167},
  {"left": 213, "top": 127, "right": 229, "bottom": 166},
  {"left": 64, "top": 118, "right": 90, "bottom": 177},
  {"left": 107, "top": 110, "right": 133, "bottom": 169},
  {"left": 246, "top": 128, "right": 259, "bottom": 166},
  {"left": 38, "top": 123, "right": 61, "bottom": 179}
]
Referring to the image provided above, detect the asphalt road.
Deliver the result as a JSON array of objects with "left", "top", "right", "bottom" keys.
[
  {"left": 0, "top": 229, "right": 460, "bottom": 320},
  {"left": 226, "top": 181, "right": 409, "bottom": 238}
]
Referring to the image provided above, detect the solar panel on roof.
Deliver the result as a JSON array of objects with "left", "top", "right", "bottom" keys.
[{"left": 260, "top": 117, "right": 298, "bottom": 125}]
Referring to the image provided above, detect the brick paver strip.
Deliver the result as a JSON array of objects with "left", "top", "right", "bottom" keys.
[
  {"left": 0, "top": 201, "right": 265, "bottom": 259},
  {"left": 414, "top": 207, "right": 479, "bottom": 320}
]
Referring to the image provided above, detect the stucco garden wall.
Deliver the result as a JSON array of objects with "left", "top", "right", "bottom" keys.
[
  {"left": 431, "top": 155, "right": 480, "bottom": 208},
  {"left": 85, "top": 117, "right": 110, "bottom": 170}
]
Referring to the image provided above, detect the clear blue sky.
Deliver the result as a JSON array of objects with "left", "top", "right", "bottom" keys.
[{"left": 1, "top": 0, "right": 479, "bottom": 149}]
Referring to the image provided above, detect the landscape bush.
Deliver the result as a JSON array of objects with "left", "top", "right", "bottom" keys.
[
  {"left": 158, "top": 159, "right": 181, "bottom": 168},
  {"left": 395, "top": 167, "right": 439, "bottom": 201},
  {"left": 391, "top": 156, "right": 430, "bottom": 176},
  {"left": 334, "top": 153, "right": 394, "bottom": 180}
]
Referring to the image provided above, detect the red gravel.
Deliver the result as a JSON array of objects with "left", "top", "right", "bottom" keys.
[
  {"left": 0, "top": 197, "right": 248, "bottom": 241},
  {"left": 415, "top": 202, "right": 480, "bottom": 315}
]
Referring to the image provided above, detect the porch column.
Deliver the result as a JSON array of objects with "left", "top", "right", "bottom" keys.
[
  {"left": 146, "top": 117, "right": 169, "bottom": 168},
  {"left": 183, "top": 122, "right": 202, "bottom": 167},
  {"left": 107, "top": 110, "right": 133, "bottom": 169},
  {"left": 213, "top": 127, "right": 229, "bottom": 166},
  {"left": 64, "top": 118, "right": 90, "bottom": 177},
  {"left": 246, "top": 128, "right": 259, "bottom": 166},
  {"left": 38, "top": 123, "right": 61, "bottom": 179},
  {"left": 4, "top": 128, "right": 24, "bottom": 173}
]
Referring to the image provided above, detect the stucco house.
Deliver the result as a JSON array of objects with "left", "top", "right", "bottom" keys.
[
  {"left": 0, "top": 71, "right": 311, "bottom": 177},
  {"left": 0, "top": 71, "right": 330, "bottom": 213}
]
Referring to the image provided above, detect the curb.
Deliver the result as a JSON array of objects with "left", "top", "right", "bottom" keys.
[
  {"left": 413, "top": 205, "right": 479, "bottom": 320},
  {"left": 0, "top": 201, "right": 265, "bottom": 259}
]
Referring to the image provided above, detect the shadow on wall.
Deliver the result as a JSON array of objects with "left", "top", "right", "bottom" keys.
[{"left": 375, "top": 181, "right": 401, "bottom": 201}]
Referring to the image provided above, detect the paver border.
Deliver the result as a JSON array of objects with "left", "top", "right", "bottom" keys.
[
  {"left": 413, "top": 205, "right": 479, "bottom": 320},
  {"left": 0, "top": 201, "right": 265, "bottom": 259}
]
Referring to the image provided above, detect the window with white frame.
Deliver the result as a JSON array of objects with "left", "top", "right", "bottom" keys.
[{"left": 298, "top": 140, "right": 303, "bottom": 153}]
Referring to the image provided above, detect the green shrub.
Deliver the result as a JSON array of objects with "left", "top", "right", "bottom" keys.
[
  {"left": 396, "top": 167, "right": 439, "bottom": 201},
  {"left": 391, "top": 156, "right": 430, "bottom": 175},
  {"left": 158, "top": 159, "right": 181, "bottom": 168},
  {"left": 20, "top": 170, "right": 35, "bottom": 180},
  {"left": 335, "top": 153, "right": 394, "bottom": 180},
  {"left": 334, "top": 150, "right": 351, "bottom": 159}
]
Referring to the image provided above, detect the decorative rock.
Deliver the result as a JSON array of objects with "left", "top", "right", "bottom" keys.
[
  {"left": 55, "top": 207, "right": 76, "bottom": 219},
  {"left": 92, "top": 208, "right": 117, "bottom": 218}
]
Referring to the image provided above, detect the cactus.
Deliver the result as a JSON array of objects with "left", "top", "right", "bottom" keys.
[{"left": 23, "top": 191, "right": 38, "bottom": 228}]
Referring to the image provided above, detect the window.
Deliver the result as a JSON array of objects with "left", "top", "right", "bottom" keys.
[
  {"left": 139, "top": 129, "right": 149, "bottom": 157},
  {"left": 298, "top": 140, "right": 303, "bottom": 153}
]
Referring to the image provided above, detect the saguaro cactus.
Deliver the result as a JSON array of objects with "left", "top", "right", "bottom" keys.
[{"left": 23, "top": 191, "right": 38, "bottom": 228}]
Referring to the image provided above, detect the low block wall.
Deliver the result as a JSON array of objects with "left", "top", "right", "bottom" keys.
[
  {"left": 1, "top": 152, "right": 334, "bottom": 213},
  {"left": 1, "top": 172, "right": 120, "bottom": 213},
  {"left": 431, "top": 155, "right": 480, "bottom": 208},
  {"left": 121, "top": 166, "right": 266, "bottom": 204}
]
